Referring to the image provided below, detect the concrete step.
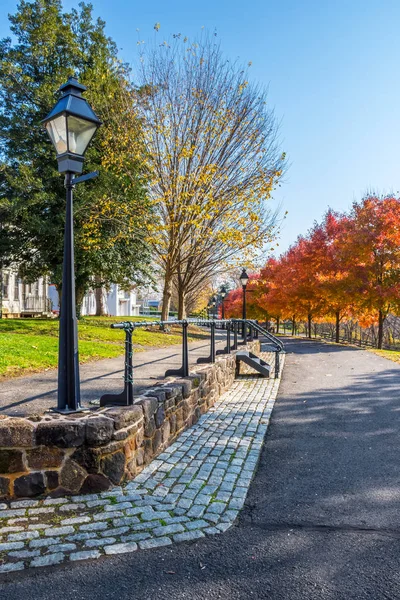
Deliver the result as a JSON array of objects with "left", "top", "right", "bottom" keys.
[{"left": 236, "top": 351, "right": 271, "bottom": 378}]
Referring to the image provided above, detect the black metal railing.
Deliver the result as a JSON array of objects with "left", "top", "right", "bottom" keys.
[{"left": 99, "top": 318, "right": 284, "bottom": 407}]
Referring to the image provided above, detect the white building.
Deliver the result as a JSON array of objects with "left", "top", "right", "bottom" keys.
[
  {"left": 1, "top": 266, "right": 140, "bottom": 318},
  {"left": 48, "top": 283, "right": 141, "bottom": 317},
  {"left": 0, "top": 269, "right": 51, "bottom": 318}
]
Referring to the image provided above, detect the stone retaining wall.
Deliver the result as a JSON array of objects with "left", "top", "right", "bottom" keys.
[{"left": 0, "top": 342, "right": 273, "bottom": 500}]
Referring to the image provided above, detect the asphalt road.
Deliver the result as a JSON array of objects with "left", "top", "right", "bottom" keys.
[
  {"left": 0, "top": 330, "right": 228, "bottom": 416},
  {"left": 1, "top": 337, "right": 400, "bottom": 599}
]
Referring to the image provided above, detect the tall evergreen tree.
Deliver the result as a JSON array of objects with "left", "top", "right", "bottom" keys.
[{"left": 0, "top": 0, "right": 153, "bottom": 314}]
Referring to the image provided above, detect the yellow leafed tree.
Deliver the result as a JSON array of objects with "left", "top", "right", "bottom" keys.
[{"left": 135, "top": 31, "right": 286, "bottom": 318}]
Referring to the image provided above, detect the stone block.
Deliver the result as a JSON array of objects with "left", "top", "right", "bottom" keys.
[
  {"left": 144, "top": 416, "right": 156, "bottom": 438},
  {"left": 135, "top": 397, "right": 158, "bottom": 419},
  {"left": 59, "top": 460, "right": 87, "bottom": 492},
  {"left": 161, "top": 387, "right": 177, "bottom": 399},
  {"left": 14, "top": 473, "right": 45, "bottom": 497},
  {"left": 85, "top": 416, "right": 114, "bottom": 446},
  {"left": 0, "top": 449, "right": 24, "bottom": 474},
  {"left": 135, "top": 427, "right": 144, "bottom": 448},
  {"left": 161, "top": 419, "right": 170, "bottom": 444},
  {"left": 169, "top": 414, "right": 177, "bottom": 435},
  {"left": 43, "top": 472, "right": 58, "bottom": 491},
  {"left": 124, "top": 437, "right": 136, "bottom": 459},
  {"left": 144, "top": 389, "right": 166, "bottom": 403},
  {"left": 112, "top": 429, "right": 128, "bottom": 441},
  {"left": 175, "top": 407, "right": 184, "bottom": 431},
  {"left": 36, "top": 420, "right": 85, "bottom": 448},
  {"left": 105, "top": 406, "right": 142, "bottom": 430},
  {"left": 26, "top": 446, "right": 64, "bottom": 470},
  {"left": 80, "top": 474, "right": 111, "bottom": 494},
  {"left": 152, "top": 429, "right": 162, "bottom": 453},
  {"left": 101, "top": 451, "right": 125, "bottom": 485},
  {"left": 72, "top": 446, "right": 101, "bottom": 474},
  {"left": 0, "top": 476, "right": 10, "bottom": 498},
  {"left": 155, "top": 406, "right": 166, "bottom": 428},
  {"left": 143, "top": 438, "right": 153, "bottom": 464},
  {"left": 182, "top": 400, "right": 191, "bottom": 421},
  {"left": 135, "top": 448, "right": 144, "bottom": 466},
  {"left": 0, "top": 418, "right": 35, "bottom": 447}
]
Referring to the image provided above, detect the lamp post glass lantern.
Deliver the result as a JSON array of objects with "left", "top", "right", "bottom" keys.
[
  {"left": 42, "top": 76, "right": 101, "bottom": 412},
  {"left": 240, "top": 268, "right": 249, "bottom": 338}
]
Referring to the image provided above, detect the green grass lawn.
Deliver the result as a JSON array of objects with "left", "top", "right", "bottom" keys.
[
  {"left": 369, "top": 348, "right": 400, "bottom": 365},
  {"left": 0, "top": 316, "right": 207, "bottom": 379}
]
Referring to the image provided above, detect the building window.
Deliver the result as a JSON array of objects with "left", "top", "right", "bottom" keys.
[
  {"left": 2, "top": 273, "right": 9, "bottom": 299},
  {"left": 14, "top": 277, "right": 19, "bottom": 301}
]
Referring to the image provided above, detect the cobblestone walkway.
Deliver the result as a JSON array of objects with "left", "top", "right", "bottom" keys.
[{"left": 0, "top": 363, "right": 284, "bottom": 573}]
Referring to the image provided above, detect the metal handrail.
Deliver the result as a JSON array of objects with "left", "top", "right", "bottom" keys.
[
  {"left": 242, "top": 320, "right": 284, "bottom": 353},
  {"left": 100, "top": 317, "right": 284, "bottom": 407}
]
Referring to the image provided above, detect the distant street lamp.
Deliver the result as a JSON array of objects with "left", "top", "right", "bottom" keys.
[
  {"left": 42, "top": 76, "right": 101, "bottom": 412},
  {"left": 240, "top": 268, "right": 249, "bottom": 339},
  {"left": 211, "top": 295, "right": 217, "bottom": 320},
  {"left": 220, "top": 285, "right": 227, "bottom": 322}
]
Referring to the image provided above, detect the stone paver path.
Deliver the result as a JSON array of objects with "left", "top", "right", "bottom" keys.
[{"left": 0, "top": 363, "right": 283, "bottom": 573}]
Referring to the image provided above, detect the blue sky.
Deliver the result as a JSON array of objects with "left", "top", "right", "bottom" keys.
[{"left": 1, "top": 0, "right": 399, "bottom": 253}]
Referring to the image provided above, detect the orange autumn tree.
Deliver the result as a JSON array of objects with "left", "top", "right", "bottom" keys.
[
  {"left": 306, "top": 211, "right": 354, "bottom": 342},
  {"left": 339, "top": 195, "right": 400, "bottom": 348},
  {"left": 256, "top": 258, "right": 287, "bottom": 331}
]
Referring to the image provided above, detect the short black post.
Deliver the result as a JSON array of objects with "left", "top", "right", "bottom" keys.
[
  {"left": 226, "top": 323, "right": 231, "bottom": 354},
  {"left": 100, "top": 324, "right": 134, "bottom": 406},
  {"left": 165, "top": 320, "right": 189, "bottom": 377},
  {"left": 249, "top": 322, "right": 254, "bottom": 342},
  {"left": 182, "top": 320, "right": 189, "bottom": 377},
  {"left": 217, "top": 321, "right": 231, "bottom": 355},
  {"left": 233, "top": 321, "right": 238, "bottom": 350},
  {"left": 275, "top": 351, "right": 280, "bottom": 378},
  {"left": 210, "top": 321, "right": 216, "bottom": 363}
]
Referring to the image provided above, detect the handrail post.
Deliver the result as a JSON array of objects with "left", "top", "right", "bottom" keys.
[
  {"left": 249, "top": 321, "right": 254, "bottom": 342},
  {"left": 226, "top": 322, "right": 231, "bottom": 354},
  {"left": 275, "top": 351, "right": 280, "bottom": 378},
  {"left": 211, "top": 320, "right": 216, "bottom": 363},
  {"left": 125, "top": 326, "right": 134, "bottom": 404},
  {"left": 165, "top": 319, "right": 189, "bottom": 377},
  {"left": 182, "top": 320, "right": 189, "bottom": 377},
  {"left": 233, "top": 321, "right": 238, "bottom": 350},
  {"left": 100, "top": 323, "right": 134, "bottom": 406}
]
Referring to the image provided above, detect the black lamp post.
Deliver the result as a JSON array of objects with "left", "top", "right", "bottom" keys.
[
  {"left": 240, "top": 268, "right": 249, "bottom": 339},
  {"left": 42, "top": 76, "right": 101, "bottom": 412}
]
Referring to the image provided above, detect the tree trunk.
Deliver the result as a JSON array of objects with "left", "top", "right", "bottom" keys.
[
  {"left": 308, "top": 313, "right": 312, "bottom": 339},
  {"left": 335, "top": 310, "right": 340, "bottom": 343},
  {"left": 276, "top": 316, "right": 280, "bottom": 334},
  {"left": 75, "top": 286, "right": 85, "bottom": 320},
  {"left": 292, "top": 315, "right": 296, "bottom": 336},
  {"left": 95, "top": 277, "right": 106, "bottom": 316},
  {"left": 378, "top": 309, "right": 384, "bottom": 349},
  {"left": 161, "top": 269, "right": 172, "bottom": 321},
  {"left": 178, "top": 286, "right": 186, "bottom": 319}
]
